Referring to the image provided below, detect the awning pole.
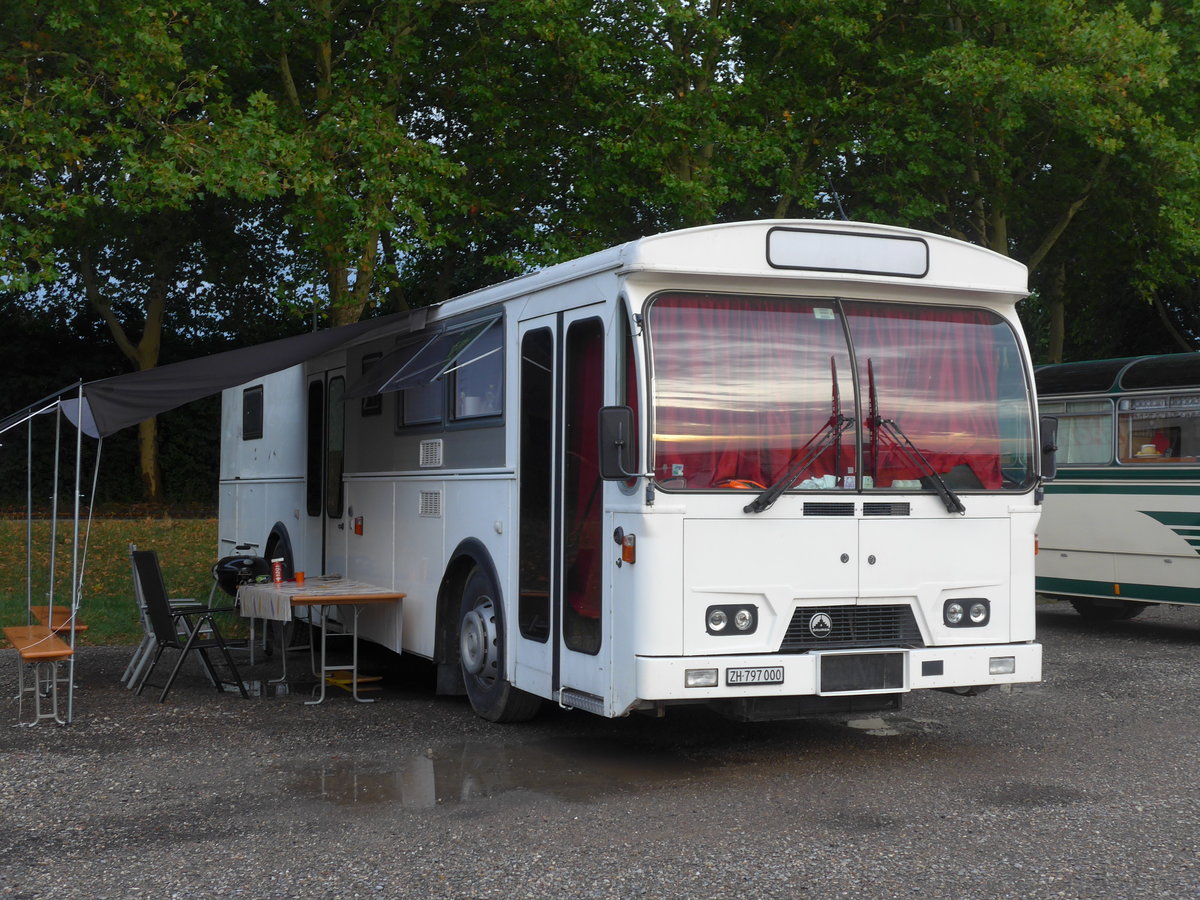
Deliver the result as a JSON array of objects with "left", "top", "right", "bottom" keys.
[
  {"left": 25, "top": 416, "right": 33, "bottom": 624},
  {"left": 48, "top": 404, "right": 62, "bottom": 610},
  {"left": 66, "top": 384, "right": 87, "bottom": 724}
]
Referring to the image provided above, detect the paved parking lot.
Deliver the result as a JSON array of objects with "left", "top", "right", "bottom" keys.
[{"left": 2, "top": 599, "right": 1199, "bottom": 898}]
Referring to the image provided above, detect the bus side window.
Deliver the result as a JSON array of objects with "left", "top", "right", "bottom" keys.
[
  {"left": 1118, "top": 401, "right": 1189, "bottom": 463},
  {"left": 1047, "top": 400, "right": 1112, "bottom": 466}
]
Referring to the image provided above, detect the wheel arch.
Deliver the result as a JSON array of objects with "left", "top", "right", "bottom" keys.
[
  {"left": 264, "top": 521, "right": 296, "bottom": 577},
  {"left": 434, "top": 537, "right": 503, "bottom": 694}
]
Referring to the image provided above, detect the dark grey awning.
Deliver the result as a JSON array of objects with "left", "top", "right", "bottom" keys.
[{"left": 1, "top": 308, "right": 428, "bottom": 439}]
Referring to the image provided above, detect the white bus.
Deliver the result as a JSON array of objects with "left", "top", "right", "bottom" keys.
[
  {"left": 1036, "top": 352, "right": 1200, "bottom": 620},
  {"left": 220, "top": 219, "right": 1048, "bottom": 722}
]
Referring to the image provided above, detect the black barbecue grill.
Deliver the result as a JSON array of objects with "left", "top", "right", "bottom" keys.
[{"left": 211, "top": 554, "right": 270, "bottom": 599}]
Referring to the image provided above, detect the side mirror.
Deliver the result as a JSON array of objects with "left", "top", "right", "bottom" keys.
[
  {"left": 598, "top": 405, "right": 638, "bottom": 480},
  {"left": 1039, "top": 414, "right": 1058, "bottom": 482}
]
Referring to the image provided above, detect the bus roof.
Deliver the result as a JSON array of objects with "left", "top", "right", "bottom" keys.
[
  {"left": 433, "top": 219, "right": 1028, "bottom": 320},
  {"left": 1036, "top": 352, "right": 1200, "bottom": 395}
]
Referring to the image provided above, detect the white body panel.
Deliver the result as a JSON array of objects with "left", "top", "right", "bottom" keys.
[{"left": 218, "top": 366, "right": 307, "bottom": 558}]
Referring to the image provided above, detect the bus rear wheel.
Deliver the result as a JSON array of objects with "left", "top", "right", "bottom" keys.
[
  {"left": 458, "top": 566, "right": 541, "bottom": 723},
  {"left": 1068, "top": 598, "right": 1149, "bottom": 621}
]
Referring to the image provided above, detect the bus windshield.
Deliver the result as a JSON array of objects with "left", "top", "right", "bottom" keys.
[{"left": 646, "top": 293, "right": 1036, "bottom": 494}]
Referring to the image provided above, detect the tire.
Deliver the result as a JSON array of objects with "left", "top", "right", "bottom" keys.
[
  {"left": 458, "top": 566, "right": 542, "bottom": 723},
  {"left": 1069, "top": 598, "right": 1149, "bottom": 621}
]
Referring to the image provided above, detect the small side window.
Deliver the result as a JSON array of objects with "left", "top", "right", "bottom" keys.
[
  {"left": 360, "top": 353, "right": 382, "bottom": 417},
  {"left": 400, "top": 382, "right": 442, "bottom": 426},
  {"left": 242, "top": 386, "right": 264, "bottom": 440}
]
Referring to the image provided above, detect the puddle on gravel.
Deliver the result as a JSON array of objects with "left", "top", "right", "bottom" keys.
[
  {"left": 288, "top": 737, "right": 718, "bottom": 808},
  {"left": 844, "top": 716, "right": 942, "bottom": 737},
  {"left": 223, "top": 680, "right": 293, "bottom": 698}
]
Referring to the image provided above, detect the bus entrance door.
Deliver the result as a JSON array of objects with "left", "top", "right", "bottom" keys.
[
  {"left": 556, "top": 311, "right": 610, "bottom": 713},
  {"left": 513, "top": 321, "right": 556, "bottom": 698},
  {"left": 515, "top": 309, "right": 611, "bottom": 714}
]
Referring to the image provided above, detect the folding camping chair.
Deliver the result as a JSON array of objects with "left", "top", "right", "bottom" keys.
[
  {"left": 129, "top": 548, "right": 249, "bottom": 702},
  {"left": 121, "top": 544, "right": 206, "bottom": 689}
]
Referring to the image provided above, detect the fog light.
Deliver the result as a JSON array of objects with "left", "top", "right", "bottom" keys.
[
  {"left": 707, "top": 609, "right": 728, "bottom": 632},
  {"left": 685, "top": 668, "right": 719, "bottom": 688},
  {"left": 734, "top": 609, "right": 753, "bottom": 631},
  {"left": 989, "top": 656, "right": 1016, "bottom": 675},
  {"left": 969, "top": 601, "right": 989, "bottom": 624},
  {"left": 945, "top": 602, "right": 964, "bottom": 625}
]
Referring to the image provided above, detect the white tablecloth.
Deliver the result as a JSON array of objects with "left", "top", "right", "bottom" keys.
[{"left": 236, "top": 577, "right": 398, "bottom": 622}]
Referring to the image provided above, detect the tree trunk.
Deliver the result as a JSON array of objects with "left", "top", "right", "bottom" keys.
[
  {"left": 1046, "top": 261, "right": 1066, "bottom": 364},
  {"left": 138, "top": 417, "right": 163, "bottom": 502},
  {"left": 79, "top": 234, "right": 173, "bottom": 505}
]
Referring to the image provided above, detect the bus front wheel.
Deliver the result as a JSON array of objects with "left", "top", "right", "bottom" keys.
[
  {"left": 458, "top": 566, "right": 541, "bottom": 723},
  {"left": 1068, "top": 598, "right": 1149, "bottom": 621}
]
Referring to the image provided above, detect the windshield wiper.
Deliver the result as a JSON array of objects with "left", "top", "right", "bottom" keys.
[
  {"left": 867, "top": 359, "right": 966, "bottom": 514},
  {"left": 744, "top": 358, "right": 852, "bottom": 514}
]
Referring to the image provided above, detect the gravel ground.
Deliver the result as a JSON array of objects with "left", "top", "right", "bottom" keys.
[{"left": 2, "top": 602, "right": 1200, "bottom": 899}]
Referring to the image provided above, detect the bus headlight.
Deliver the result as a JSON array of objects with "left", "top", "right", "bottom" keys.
[
  {"left": 944, "top": 599, "right": 989, "bottom": 627},
  {"left": 706, "top": 605, "right": 758, "bottom": 635}
]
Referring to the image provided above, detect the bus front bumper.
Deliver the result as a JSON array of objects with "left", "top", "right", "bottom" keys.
[{"left": 634, "top": 643, "right": 1041, "bottom": 702}]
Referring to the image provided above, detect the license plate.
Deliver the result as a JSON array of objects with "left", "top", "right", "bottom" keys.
[{"left": 726, "top": 666, "right": 784, "bottom": 686}]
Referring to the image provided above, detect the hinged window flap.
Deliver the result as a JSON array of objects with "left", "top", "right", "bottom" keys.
[{"left": 347, "top": 317, "right": 500, "bottom": 398}]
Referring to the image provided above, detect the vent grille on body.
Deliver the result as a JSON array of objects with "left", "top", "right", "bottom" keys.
[
  {"left": 418, "top": 491, "right": 442, "bottom": 518},
  {"left": 803, "top": 502, "right": 855, "bottom": 516},
  {"left": 863, "top": 502, "right": 911, "bottom": 516},
  {"left": 419, "top": 439, "right": 443, "bottom": 468}
]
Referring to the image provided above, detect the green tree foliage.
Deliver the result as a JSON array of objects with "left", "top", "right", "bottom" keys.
[
  {"left": 264, "top": 1, "right": 459, "bottom": 324},
  {"left": 833, "top": 0, "right": 1199, "bottom": 361},
  {"left": 3, "top": 0, "right": 1199, "bottom": 505}
]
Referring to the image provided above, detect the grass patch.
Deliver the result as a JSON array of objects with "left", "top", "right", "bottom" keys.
[{"left": 0, "top": 518, "right": 221, "bottom": 646}]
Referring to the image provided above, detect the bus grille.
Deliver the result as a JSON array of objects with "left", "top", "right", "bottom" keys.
[{"left": 779, "top": 605, "right": 924, "bottom": 652}]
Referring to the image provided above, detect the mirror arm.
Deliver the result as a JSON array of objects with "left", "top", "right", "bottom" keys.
[{"left": 610, "top": 422, "right": 650, "bottom": 479}]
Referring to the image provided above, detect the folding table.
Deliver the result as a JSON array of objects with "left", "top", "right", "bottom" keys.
[{"left": 237, "top": 577, "right": 404, "bottom": 704}]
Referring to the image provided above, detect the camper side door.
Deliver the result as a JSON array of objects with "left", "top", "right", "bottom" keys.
[{"left": 306, "top": 367, "right": 348, "bottom": 576}]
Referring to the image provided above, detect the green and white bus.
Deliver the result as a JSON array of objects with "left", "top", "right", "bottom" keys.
[{"left": 1036, "top": 352, "right": 1200, "bottom": 619}]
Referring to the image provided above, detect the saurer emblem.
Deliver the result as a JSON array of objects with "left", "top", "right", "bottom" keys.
[{"left": 808, "top": 612, "right": 833, "bottom": 638}]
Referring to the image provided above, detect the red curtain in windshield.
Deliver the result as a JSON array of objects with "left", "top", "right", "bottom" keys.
[
  {"left": 846, "top": 302, "right": 1002, "bottom": 489},
  {"left": 650, "top": 294, "right": 851, "bottom": 490}
]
